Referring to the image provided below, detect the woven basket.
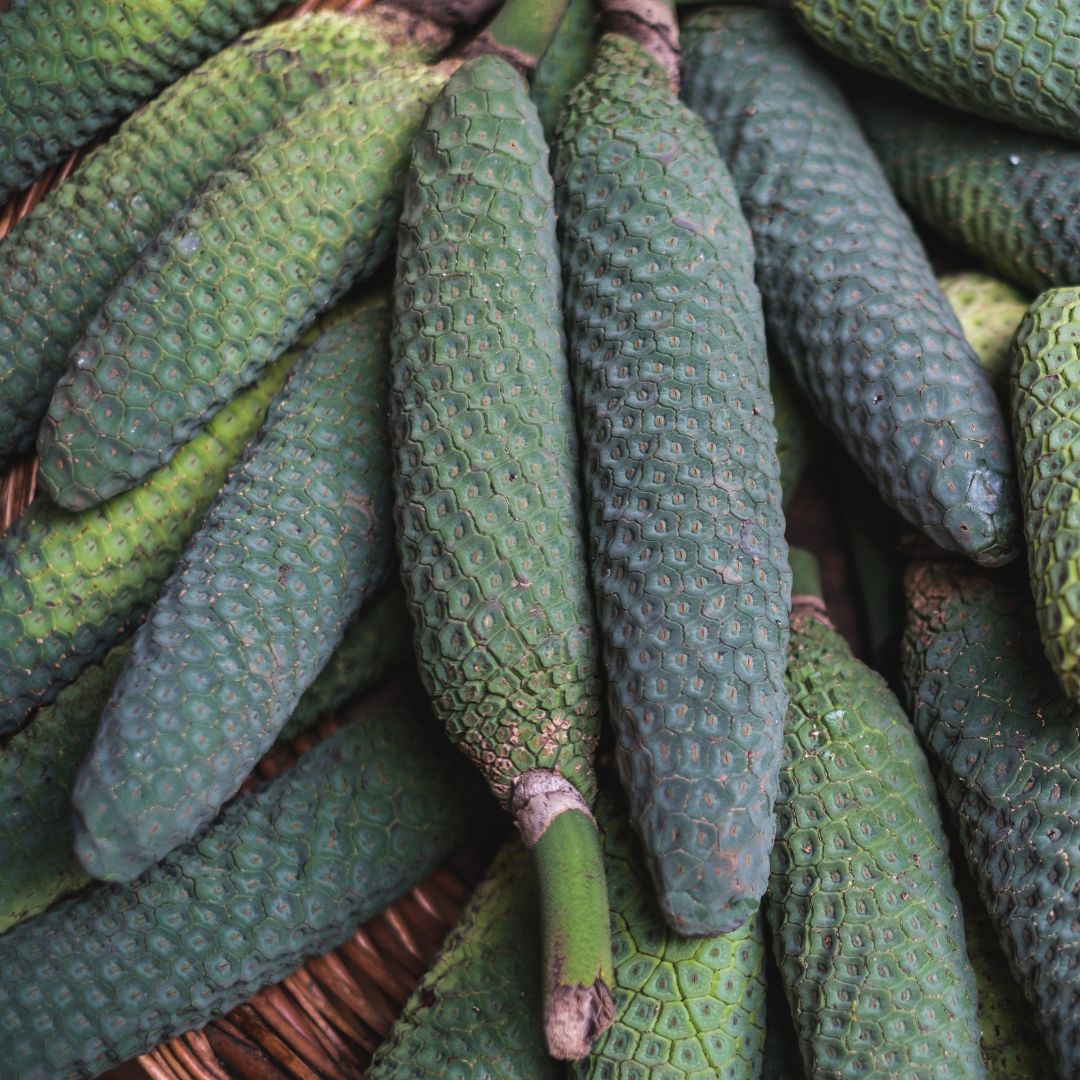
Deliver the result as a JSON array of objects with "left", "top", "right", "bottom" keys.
[{"left": 0, "top": 3, "right": 490, "bottom": 1076}]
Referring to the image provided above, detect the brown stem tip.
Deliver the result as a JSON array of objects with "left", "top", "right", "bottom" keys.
[
  {"left": 602, "top": 0, "right": 680, "bottom": 91},
  {"left": 545, "top": 979, "right": 616, "bottom": 1061}
]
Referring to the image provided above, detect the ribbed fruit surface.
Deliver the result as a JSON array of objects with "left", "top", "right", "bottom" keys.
[
  {"left": 0, "top": 346, "right": 295, "bottom": 736},
  {"left": 38, "top": 59, "right": 450, "bottom": 511},
  {"left": 554, "top": 31, "right": 790, "bottom": 935},
  {"left": 901, "top": 562, "right": 1080, "bottom": 1076},
  {"left": 778, "top": 604, "right": 984, "bottom": 1078},
  {"left": 858, "top": 91, "right": 1080, "bottom": 297},
  {"left": 0, "top": 0, "right": 282, "bottom": 199},
  {"left": 391, "top": 54, "right": 602, "bottom": 808},
  {"left": 368, "top": 840, "right": 556, "bottom": 1079},
  {"left": 0, "top": 9, "right": 445, "bottom": 465},
  {"left": 0, "top": 680, "right": 484, "bottom": 1080},
  {"left": 681, "top": 7, "right": 1019, "bottom": 567},
  {"left": 575, "top": 789, "right": 767, "bottom": 1080},
  {"left": 792, "top": 0, "right": 1080, "bottom": 143},
  {"left": 72, "top": 295, "right": 396, "bottom": 882}
]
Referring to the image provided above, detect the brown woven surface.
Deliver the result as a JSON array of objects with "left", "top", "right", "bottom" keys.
[{"left": 0, "top": 4, "right": 489, "bottom": 1077}]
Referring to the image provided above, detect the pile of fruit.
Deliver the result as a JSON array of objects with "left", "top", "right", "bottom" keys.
[{"left": 0, "top": 0, "right": 1077, "bottom": 1076}]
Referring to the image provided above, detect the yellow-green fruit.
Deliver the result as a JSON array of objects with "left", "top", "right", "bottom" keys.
[
  {"left": 939, "top": 273, "right": 1030, "bottom": 400},
  {"left": 1011, "top": 287, "right": 1080, "bottom": 697}
]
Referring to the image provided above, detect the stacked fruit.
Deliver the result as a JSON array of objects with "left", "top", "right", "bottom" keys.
[{"left": 0, "top": 0, "right": 1077, "bottom": 1076}]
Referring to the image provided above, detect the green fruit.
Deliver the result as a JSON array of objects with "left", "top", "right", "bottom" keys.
[
  {"left": 1010, "top": 287, "right": 1080, "bottom": 696},
  {"left": 530, "top": 0, "right": 596, "bottom": 136},
  {"left": 680, "top": 7, "right": 1019, "bottom": 567},
  {"left": 37, "top": 57, "right": 453, "bottom": 512},
  {"left": 901, "top": 561, "right": 1080, "bottom": 1076},
  {"left": 775, "top": 551, "right": 984, "bottom": 1077},
  {"left": 0, "top": 678, "right": 486, "bottom": 1080},
  {"left": 0, "top": 344, "right": 295, "bottom": 737},
  {"left": 857, "top": 91, "right": 1080, "bottom": 297},
  {"left": 0, "top": 9, "right": 447, "bottom": 466},
  {"left": 953, "top": 860, "right": 1049, "bottom": 1080},
  {"left": 391, "top": 52, "right": 612, "bottom": 1058},
  {"left": 72, "top": 294, "right": 396, "bottom": 882},
  {"left": 554, "top": 30, "right": 790, "bottom": 936},
  {"left": 0, "top": 578, "right": 411, "bottom": 934},
  {"left": 575, "top": 788, "right": 767, "bottom": 1080},
  {"left": 791, "top": 0, "right": 1080, "bottom": 142},
  {"left": 0, "top": 0, "right": 284, "bottom": 200},
  {"left": 368, "top": 840, "right": 557, "bottom": 1079},
  {"left": 939, "top": 272, "right": 1030, "bottom": 400}
]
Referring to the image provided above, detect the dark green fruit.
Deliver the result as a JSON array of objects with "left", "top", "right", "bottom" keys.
[
  {"left": 901, "top": 561, "right": 1080, "bottom": 1076},
  {"left": 72, "top": 294, "right": 396, "bottom": 882},
  {"left": 37, "top": 57, "right": 454, "bottom": 511},
  {"left": 0, "top": 678, "right": 485, "bottom": 1080},
  {"left": 681, "top": 7, "right": 1019, "bottom": 567},
  {"left": 554, "top": 29, "right": 790, "bottom": 935},
  {"left": 0, "top": 0, "right": 282, "bottom": 200},
  {"left": 0, "top": 9, "right": 447, "bottom": 466},
  {"left": 776, "top": 552, "right": 984, "bottom": 1077},
  {"left": 857, "top": 90, "right": 1080, "bottom": 298}
]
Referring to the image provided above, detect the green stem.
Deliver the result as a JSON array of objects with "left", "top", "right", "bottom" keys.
[
  {"left": 512, "top": 771, "right": 615, "bottom": 1060},
  {"left": 470, "top": 0, "right": 572, "bottom": 72}
]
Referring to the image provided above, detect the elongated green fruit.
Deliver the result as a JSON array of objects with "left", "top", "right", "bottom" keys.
[
  {"left": 857, "top": 92, "right": 1080, "bottom": 298},
  {"left": 72, "top": 295, "right": 396, "bottom": 882},
  {"left": 368, "top": 840, "right": 557, "bottom": 1079},
  {"left": 776, "top": 549, "right": 984, "bottom": 1078},
  {"left": 939, "top": 272, "right": 1030, "bottom": 400},
  {"left": 0, "top": 9, "right": 449, "bottom": 467},
  {"left": 680, "top": 8, "right": 1019, "bottom": 567},
  {"left": 1010, "top": 288, "right": 1080, "bottom": 697},
  {"left": 391, "top": 51, "right": 612, "bottom": 1059},
  {"left": 791, "top": 0, "right": 1080, "bottom": 142},
  {"left": 0, "top": 579, "right": 411, "bottom": 934},
  {"left": 0, "top": 678, "right": 486, "bottom": 1080},
  {"left": 953, "top": 860, "right": 1048, "bottom": 1080},
  {"left": 531, "top": 0, "right": 596, "bottom": 135},
  {"left": 0, "top": 0, "right": 285, "bottom": 200},
  {"left": 901, "top": 561, "right": 1080, "bottom": 1076},
  {"left": 575, "top": 787, "right": 767, "bottom": 1079},
  {"left": 0, "top": 346, "right": 296, "bottom": 737},
  {"left": 37, "top": 57, "right": 455, "bottom": 512},
  {"left": 555, "top": 26, "right": 789, "bottom": 935}
]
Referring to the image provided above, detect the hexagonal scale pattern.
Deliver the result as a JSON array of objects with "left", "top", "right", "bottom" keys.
[
  {"left": 792, "top": 0, "right": 1080, "bottom": 144},
  {"left": 0, "top": 345, "right": 295, "bottom": 737},
  {"left": 574, "top": 789, "right": 766, "bottom": 1080},
  {"left": 775, "top": 607, "right": 983, "bottom": 1078},
  {"left": 37, "top": 57, "right": 450, "bottom": 511},
  {"left": 0, "top": 0, "right": 286, "bottom": 200},
  {"left": 391, "top": 55, "right": 602, "bottom": 808},
  {"left": 553, "top": 32, "right": 790, "bottom": 936},
  {"left": 859, "top": 88, "right": 1080, "bottom": 299},
  {"left": 0, "top": 577, "right": 411, "bottom": 934},
  {"left": 1011, "top": 287, "right": 1080, "bottom": 694},
  {"left": 368, "top": 841, "right": 556, "bottom": 1080},
  {"left": 901, "top": 562, "right": 1080, "bottom": 1076},
  {"left": 681, "top": 8, "right": 1019, "bottom": 566},
  {"left": 0, "top": 682, "right": 482, "bottom": 1080},
  {"left": 0, "top": 9, "right": 443, "bottom": 466},
  {"left": 71, "top": 295, "right": 396, "bottom": 882}
]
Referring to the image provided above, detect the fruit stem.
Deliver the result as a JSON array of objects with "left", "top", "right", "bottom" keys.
[
  {"left": 599, "top": 0, "right": 680, "bottom": 88},
  {"left": 512, "top": 770, "right": 615, "bottom": 1060},
  {"left": 466, "top": 0, "right": 573, "bottom": 73}
]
